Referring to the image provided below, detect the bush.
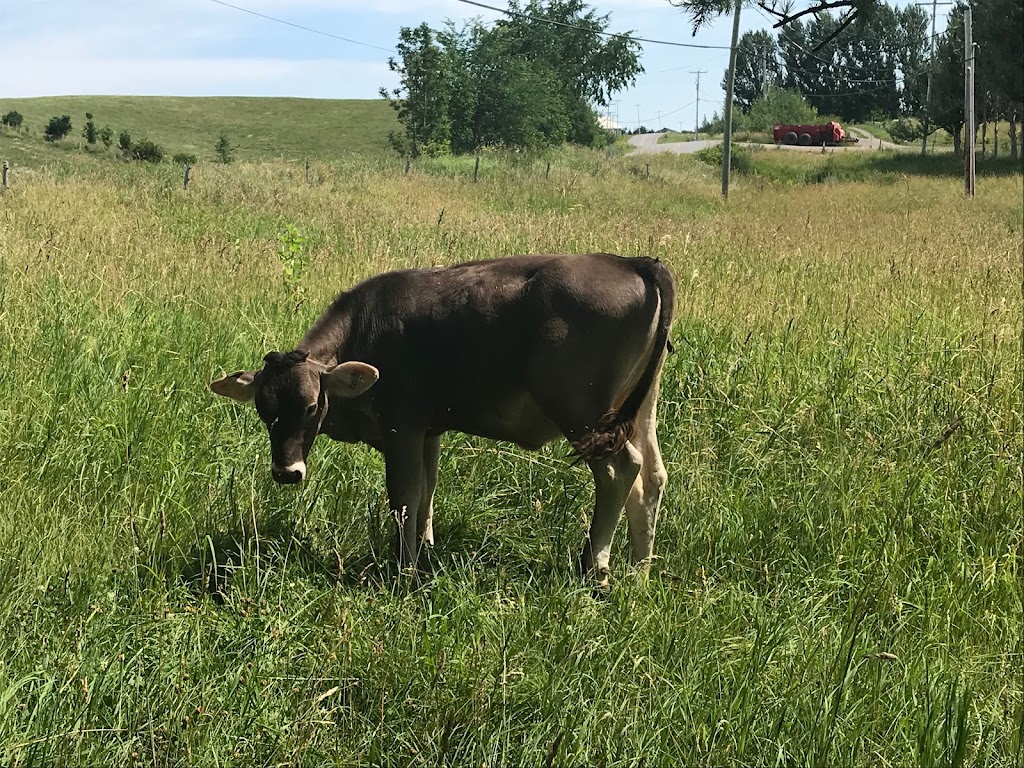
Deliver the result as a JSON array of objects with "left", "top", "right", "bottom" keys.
[
  {"left": 214, "top": 134, "right": 234, "bottom": 163},
  {"left": 886, "top": 117, "right": 925, "bottom": 144},
  {"left": 694, "top": 143, "right": 754, "bottom": 174},
  {"left": 118, "top": 130, "right": 133, "bottom": 155},
  {"left": 1, "top": 111, "right": 23, "bottom": 128},
  {"left": 98, "top": 126, "right": 113, "bottom": 149},
  {"left": 130, "top": 139, "right": 164, "bottom": 163},
  {"left": 172, "top": 152, "right": 198, "bottom": 166},
  {"left": 44, "top": 115, "right": 73, "bottom": 142},
  {"left": 82, "top": 113, "right": 97, "bottom": 145},
  {"left": 747, "top": 87, "right": 818, "bottom": 133}
]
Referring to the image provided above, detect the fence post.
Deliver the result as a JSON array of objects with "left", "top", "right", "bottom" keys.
[
  {"left": 2, "top": 161, "right": 8, "bottom": 191},
  {"left": 182, "top": 164, "right": 191, "bottom": 190},
  {"left": 545, "top": 161, "right": 551, "bottom": 180},
  {"left": 645, "top": 163, "right": 650, "bottom": 179},
  {"left": 473, "top": 155, "right": 480, "bottom": 183},
  {"left": 305, "top": 158, "right": 310, "bottom": 185},
  {"left": 404, "top": 159, "right": 411, "bottom": 175}
]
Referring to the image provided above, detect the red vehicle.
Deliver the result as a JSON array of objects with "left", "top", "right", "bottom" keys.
[{"left": 772, "top": 121, "right": 858, "bottom": 146}]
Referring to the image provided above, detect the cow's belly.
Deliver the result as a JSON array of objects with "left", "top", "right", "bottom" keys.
[{"left": 442, "top": 392, "right": 562, "bottom": 451}]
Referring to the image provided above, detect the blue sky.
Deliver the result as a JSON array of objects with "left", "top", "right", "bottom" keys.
[{"left": 3, "top": 0, "right": 951, "bottom": 132}]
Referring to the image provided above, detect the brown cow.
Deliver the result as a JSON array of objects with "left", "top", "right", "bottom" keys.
[{"left": 210, "top": 252, "right": 675, "bottom": 582}]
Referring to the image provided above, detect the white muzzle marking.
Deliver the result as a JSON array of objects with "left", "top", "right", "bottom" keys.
[{"left": 273, "top": 461, "right": 306, "bottom": 480}]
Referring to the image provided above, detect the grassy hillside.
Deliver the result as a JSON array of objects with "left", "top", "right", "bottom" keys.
[
  {"left": 0, "top": 96, "right": 399, "bottom": 167},
  {"left": 0, "top": 148, "right": 1021, "bottom": 765}
]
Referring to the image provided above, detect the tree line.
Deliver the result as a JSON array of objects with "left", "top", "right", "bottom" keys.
[
  {"left": 726, "top": 0, "right": 1021, "bottom": 156},
  {"left": 380, "top": 0, "right": 641, "bottom": 157}
]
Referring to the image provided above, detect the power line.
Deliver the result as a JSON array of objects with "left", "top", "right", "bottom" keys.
[
  {"left": 455, "top": 0, "right": 734, "bottom": 51},
  {"left": 205, "top": 0, "right": 395, "bottom": 54}
]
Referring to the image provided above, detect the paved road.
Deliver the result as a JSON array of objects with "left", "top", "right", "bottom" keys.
[{"left": 627, "top": 129, "right": 907, "bottom": 155}]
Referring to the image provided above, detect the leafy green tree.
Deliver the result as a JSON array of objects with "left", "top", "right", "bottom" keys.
[
  {"left": 381, "top": 23, "right": 454, "bottom": 157},
  {"left": 382, "top": 1, "right": 642, "bottom": 155},
  {"left": 215, "top": 134, "right": 235, "bottom": 163},
  {"left": 746, "top": 86, "right": 819, "bottom": 131},
  {"left": 98, "top": 126, "right": 113, "bottom": 149},
  {"left": 1, "top": 111, "right": 23, "bottom": 128},
  {"left": 118, "top": 130, "right": 133, "bottom": 156},
  {"left": 727, "top": 31, "right": 784, "bottom": 114},
  {"left": 82, "top": 112, "right": 97, "bottom": 144},
  {"left": 44, "top": 115, "right": 72, "bottom": 142}
]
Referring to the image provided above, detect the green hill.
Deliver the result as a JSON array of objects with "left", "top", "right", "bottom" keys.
[{"left": 0, "top": 96, "right": 399, "bottom": 167}]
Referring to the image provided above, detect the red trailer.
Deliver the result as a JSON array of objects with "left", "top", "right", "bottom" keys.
[{"left": 772, "top": 121, "right": 857, "bottom": 146}]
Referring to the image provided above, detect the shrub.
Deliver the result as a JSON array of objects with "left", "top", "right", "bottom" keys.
[
  {"left": 1, "top": 111, "right": 23, "bottom": 128},
  {"left": 214, "top": 134, "right": 234, "bottom": 163},
  {"left": 82, "top": 113, "right": 97, "bottom": 145},
  {"left": 44, "top": 115, "right": 73, "bottom": 142},
  {"left": 130, "top": 139, "right": 164, "bottom": 163},
  {"left": 886, "top": 117, "right": 925, "bottom": 144},
  {"left": 172, "top": 152, "right": 198, "bottom": 166},
  {"left": 98, "top": 126, "right": 113, "bottom": 149},
  {"left": 118, "top": 130, "right": 133, "bottom": 155},
  {"left": 747, "top": 87, "right": 817, "bottom": 133},
  {"left": 695, "top": 143, "right": 754, "bottom": 174}
]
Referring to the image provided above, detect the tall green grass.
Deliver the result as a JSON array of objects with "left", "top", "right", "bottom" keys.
[{"left": 0, "top": 148, "right": 1020, "bottom": 766}]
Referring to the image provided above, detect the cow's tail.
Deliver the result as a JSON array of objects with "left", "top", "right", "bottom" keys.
[{"left": 571, "top": 257, "right": 676, "bottom": 463}]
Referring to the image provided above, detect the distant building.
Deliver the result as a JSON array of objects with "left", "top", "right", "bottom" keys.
[{"left": 597, "top": 114, "right": 623, "bottom": 134}]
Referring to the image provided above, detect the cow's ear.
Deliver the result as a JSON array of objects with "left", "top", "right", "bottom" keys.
[
  {"left": 322, "top": 361, "right": 379, "bottom": 398},
  {"left": 210, "top": 370, "right": 257, "bottom": 403}
]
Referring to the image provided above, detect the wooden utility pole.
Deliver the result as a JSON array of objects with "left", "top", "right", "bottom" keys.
[
  {"left": 964, "top": 7, "right": 976, "bottom": 196},
  {"left": 691, "top": 69, "right": 707, "bottom": 141},
  {"left": 721, "top": 0, "right": 742, "bottom": 199}
]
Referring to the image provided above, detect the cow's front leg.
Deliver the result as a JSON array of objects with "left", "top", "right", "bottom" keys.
[
  {"left": 383, "top": 433, "right": 425, "bottom": 570},
  {"left": 417, "top": 434, "right": 440, "bottom": 547}
]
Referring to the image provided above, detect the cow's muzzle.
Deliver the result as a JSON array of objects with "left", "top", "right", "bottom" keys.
[{"left": 271, "top": 461, "right": 306, "bottom": 484}]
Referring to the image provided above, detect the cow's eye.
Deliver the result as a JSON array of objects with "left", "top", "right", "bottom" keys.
[{"left": 306, "top": 403, "right": 317, "bottom": 418}]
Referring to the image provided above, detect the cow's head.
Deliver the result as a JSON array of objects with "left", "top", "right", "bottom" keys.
[{"left": 210, "top": 350, "right": 378, "bottom": 484}]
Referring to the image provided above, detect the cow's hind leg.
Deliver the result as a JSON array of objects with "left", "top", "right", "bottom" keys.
[
  {"left": 581, "top": 442, "right": 643, "bottom": 585},
  {"left": 624, "top": 382, "right": 668, "bottom": 572},
  {"left": 417, "top": 435, "right": 440, "bottom": 548}
]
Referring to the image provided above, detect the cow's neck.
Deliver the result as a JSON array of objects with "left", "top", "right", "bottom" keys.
[{"left": 295, "top": 302, "right": 353, "bottom": 367}]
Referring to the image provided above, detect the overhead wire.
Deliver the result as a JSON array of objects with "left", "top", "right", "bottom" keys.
[{"left": 205, "top": 0, "right": 396, "bottom": 54}]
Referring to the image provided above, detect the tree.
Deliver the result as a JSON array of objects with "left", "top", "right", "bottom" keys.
[
  {"left": 380, "top": 23, "right": 455, "bottom": 157},
  {"left": 746, "top": 86, "right": 819, "bottom": 131},
  {"left": 672, "top": 0, "right": 881, "bottom": 39},
  {"left": 727, "top": 30, "right": 784, "bottom": 113},
  {"left": 1, "top": 111, "right": 23, "bottom": 128},
  {"left": 381, "top": 1, "right": 642, "bottom": 155},
  {"left": 44, "top": 115, "right": 72, "bottom": 142},
  {"left": 118, "top": 130, "right": 133, "bottom": 156},
  {"left": 98, "top": 126, "right": 113, "bottom": 149},
  {"left": 82, "top": 112, "right": 97, "bottom": 145},
  {"left": 215, "top": 134, "right": 235, "bottom": 163}
]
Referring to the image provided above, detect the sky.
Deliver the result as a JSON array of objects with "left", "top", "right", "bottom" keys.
[{"left": 2, "top": 0, "right": 952, "bottom": 133}]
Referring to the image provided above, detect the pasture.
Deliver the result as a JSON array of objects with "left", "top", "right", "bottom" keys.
[{"left": 0, "top": 146, "right": 1021, "bottom": 766}]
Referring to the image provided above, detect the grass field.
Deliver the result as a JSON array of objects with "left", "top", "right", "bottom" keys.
[
  {"left": 0, "top": 96, "right": 398, "bottom": 167},
  {"left": 0, "top": 143, "right": 1021, "bottom": 766}
]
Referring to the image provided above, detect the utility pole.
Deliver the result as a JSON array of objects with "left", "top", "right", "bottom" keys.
[
  {"left": 722, "top": 0, "right": 742, "bottom": 199},
  {"left": 691, "top": 69, "right": 707, "bottom": 141},
  {"left": 964, "top": 6, "right": 976, "bottom": 196},
  {"left": 915, "top": 1, "right": 954, "bottom": 155},
  {"left": 636, "top": 104, "right": 641, "bottom": 130}
]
